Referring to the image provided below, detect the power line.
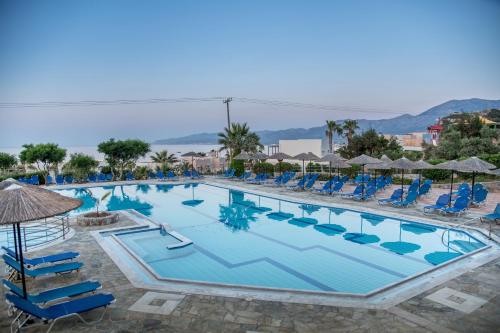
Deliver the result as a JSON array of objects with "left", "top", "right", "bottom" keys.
[{"left": 0, "top": 96, "right": 409, "bottom": 115}]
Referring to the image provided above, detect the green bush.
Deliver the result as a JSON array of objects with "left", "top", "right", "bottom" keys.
[
  {"left": 479, "top": 153, "right": 500, "bottom": 168},
  {"left": 253, "top": 162, "right": 274, "bottom": 175},
  {"left": 231, "top": 159, "right": 244, "bottom": 177},
  {"left": 274, "top": 162, "right": 297, "bottom": 173},
  {"left": 133, "top": 166, "right": 150, "bottom": 180},
  {"left": 100, "top": 166, "right": 112, "bottom": 174},
  {"left": 421, "top": 159, "right": 451, "bottom": 181}
]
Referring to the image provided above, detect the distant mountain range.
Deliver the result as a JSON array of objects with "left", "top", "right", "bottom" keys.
[{"left": 154, "top": 98, "right": 500, "bottom": 145}]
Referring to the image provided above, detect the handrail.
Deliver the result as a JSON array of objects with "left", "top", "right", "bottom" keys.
[
  {"left": 440, "top": 228, "right": 464, "bottom": 255},
  {"left": 0, "top": 215, "right": 70, "bottom": 251}
]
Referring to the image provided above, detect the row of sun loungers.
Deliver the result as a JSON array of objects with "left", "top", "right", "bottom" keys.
[{"left": 2, "top": 246, "right": 115, "bottom": 332}]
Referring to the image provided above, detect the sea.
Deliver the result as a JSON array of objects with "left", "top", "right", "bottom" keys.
[{"left": 0, "top": 144, "right": 223, "bottom": 164}]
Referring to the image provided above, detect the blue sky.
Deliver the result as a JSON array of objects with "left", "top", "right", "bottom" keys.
[{"left": 1, "top": 0, "right": 499, "bottom": 147}]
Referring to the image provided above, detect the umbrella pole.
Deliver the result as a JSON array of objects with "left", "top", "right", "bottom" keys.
[
  {"left": 302, "top": 160, "right": 305, "bottom": 189},
  {"left": 329, "top": 162, "right": 332, "bottom": 192},
  {"left": 471, "top": 172, "right": 476, "bottom": 204},
  {"left": 191, "top": 156, "right": 194, "bottom": 178},
  {"left": 16, "top": 223, "right": 27, "bottom": 299},
  {"left": 12, "top": 224, "right": 18, "bottom": 260},
  {"left": 362, "top": 164, "right": 365, "bottom": 198},
  {"left": 418, "top": 170, "right": 422, "bottom": 187},
  {"left": 401, "top": 169, "right": 404, "bottom": 202},
  {"left": 448, "top": 171, "right": 454, "bottom": 207}
]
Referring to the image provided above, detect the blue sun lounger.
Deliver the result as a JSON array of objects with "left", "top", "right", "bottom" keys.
[
  {"left": 423, "top": 194, "right": 450, "bottom": 213},
  {"left": 3, "top": 279, "right": 101, "bottom": 304},
  {"left": 3, "top": 254, "right": 83, "bottom": 279},
  {"left": 340, "top": 184, "right": 364, "bottom": 198},
  {"left": 2, "top": 247, "right": 79, "bottom": 267},
  {"left": 440, "top": 196, "right": 469, "bottom": 216},
  {"left": 392, "top": 190, "right": 418, "bottom": 207},
  {"left": 378, "top": 189, "right": 403, "bottom": 205},
  {"left": 481, "top": 204, "right": 500, "bottom": 223},
  {"left": 6, "top": 292, "right": 115, "bottom": 333},
  {"left": 352, "top": 186, "right": 377, "bottom": 201},
  {"left": 312, "top": 179, "right": 335, "bottom": 194},
  {"left": 166, "top": 170, "right": 178, "bottom": 181}
]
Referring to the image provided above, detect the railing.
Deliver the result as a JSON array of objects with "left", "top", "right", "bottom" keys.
[{"left": 0, "top": 215, "right": 70, "bottom": 252}]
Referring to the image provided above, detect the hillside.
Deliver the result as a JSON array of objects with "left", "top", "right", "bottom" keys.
[{"left": 155, "top": 98, "right": 500, "bottom": 145}]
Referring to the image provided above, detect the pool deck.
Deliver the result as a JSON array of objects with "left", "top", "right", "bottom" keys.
[{"left": 1, "top": 177, "right": 499, "bottom": 332}]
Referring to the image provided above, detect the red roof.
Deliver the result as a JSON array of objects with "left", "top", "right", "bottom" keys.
[{"left": 427, "top": 124, "right": 443, "bottom": 131}]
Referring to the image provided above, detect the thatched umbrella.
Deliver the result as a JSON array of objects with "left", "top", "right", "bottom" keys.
[
  {"left": 319, "top": 154, "right": 348, "bottom": 178},
  {"left": 0, "top": 181, "right": 82, "bottom": 299},
  {"left": 365, "top": 161, "right": 390, "bottom": 182},
  {"left": 435, "top": 160, "right": 463, "bottom": 206},
  {"left": 182, "top": 152, "right": 201, "bottom": 177},
  {"left": 387, "top": 157, "right": 417, "bottom": 202},
  {"left": 293, "top": 152, "right": 320, "bottom": 189},
  {"left": 346, "top": 154, "right": 383, "bottom": 197},
  {"left": 319, "top": 154, "right": 350, "bottom": 192},
  {"left": 268, "top": 152, "right": 292, "bottom": 176},
  {"left": 457, "top": 157, "right": 496, "bottom": 202},
  {"left": 251, "top": 152, "right": 268, "bottom": 161},
  {"left": 380, "top": 155, "right": 393, "bottom": 164},
  {"left": 234, "top": 151, "right": 253, "bottom": 160},
  {"left": 414, "top": 159, "right": 433, "bottom": 186}
]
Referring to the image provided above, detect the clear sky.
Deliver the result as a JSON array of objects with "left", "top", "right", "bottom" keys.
[{"left": 1, "top": 0, "right": 499, "bottom": 147}]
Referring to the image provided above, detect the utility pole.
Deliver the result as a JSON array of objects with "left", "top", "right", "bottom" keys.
[{"left": 223, "top": 97, "right": 232, "bottom": 129}]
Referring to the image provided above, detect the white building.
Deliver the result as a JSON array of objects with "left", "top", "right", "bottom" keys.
[{"left": 279, "top": 139, "right": 323, "bottom": 158}]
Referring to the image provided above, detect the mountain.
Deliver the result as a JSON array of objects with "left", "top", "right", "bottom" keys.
[{"left": 154, "top": 98, "right": 500, "bottom": 145}]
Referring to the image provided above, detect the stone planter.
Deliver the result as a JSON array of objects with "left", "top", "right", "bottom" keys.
[{"left": 77, "top": 211, "right": 118, "bottom": 226}]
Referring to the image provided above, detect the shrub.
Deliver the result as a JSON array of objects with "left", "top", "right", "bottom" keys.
[
  {"left": 421, "top": 159, "right": 451, "bottom": 181},
  {"left": 63, "top": 153, "right": 99, "bottom": 181},
  {"left": 274, "top": 162, "right": 297, "bottom": 173},
  {"left": 479, "top": 153, "right": 500, "bottom": 168},
  {"left": 231, "top": 159, "right": 244, "bottom": 177},
  {"left": 252, "top": 162, "right": 274, "bottom": 175},
  {"left": 133, "top": 166, "right": 150, "bottom": 180}
]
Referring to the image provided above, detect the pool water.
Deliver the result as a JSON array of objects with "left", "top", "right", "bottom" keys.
[{"left": 56, "top": 183, "right": 486, "bottom": 294}]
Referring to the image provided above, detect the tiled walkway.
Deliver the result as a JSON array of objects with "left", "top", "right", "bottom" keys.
[{"left": 1, "top": 179, "right": 499, "bottom": 332}]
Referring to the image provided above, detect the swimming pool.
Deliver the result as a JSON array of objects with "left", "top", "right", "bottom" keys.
[{"left": 57, "top": 183, "right": 486, "bottom": 295}]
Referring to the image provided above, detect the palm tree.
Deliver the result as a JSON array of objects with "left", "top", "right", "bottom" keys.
[
  {"left": 342, "top": 119, "right": 359, "bottom": 144},
  {"left": 218, "top": 123, "right": 263, "bottom": 161},
  {"left": 325, "top": 120, "right": 343, "bottom": 153},
  {"left": 151, "top": 150, "right": 178, "bottom": 169}
]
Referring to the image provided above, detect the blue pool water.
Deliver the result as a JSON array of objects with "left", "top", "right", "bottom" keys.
[{"left": 56, "top": 183, "right": 486, "bottom": 294}]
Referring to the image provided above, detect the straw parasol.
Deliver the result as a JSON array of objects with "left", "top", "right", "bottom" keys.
[
  {"left": 182, "top": 151, "right": 201, "bottom": 177},
  {"left": 435, "top": 160, "right": 463, "bottom": 206},
  {"left": 234, "top": 151, "right": 253, "bottom": 160},
  {"left": 365, "top": 162, "right": 390, "bottom": 183},
  {"left": 346, "top": 154, "right": 383, "bottom": 197},
  {"left": 413, "top": 159, "right": 433, "bottom": 186},
  {"left": 387, "top": 157, "right": 417, "bottom": 202},
  {"left": 251, "top": 152, "right": 269, "bottom": 161},
  {"left": 380, "top": 154, "right": 393, "bottom": 163},
  {"left": 457, "top": 157, "right": 496, "bottom": 201},
  {"left": 293, "top": 152, "right": 320, "bottom": 189},
  {"left": 0, "top": 181, "right": 82, "bottom": 299},
  {"left": 268, "top": 152, "right": 293, "bottom": 176},
  {"left": 319, "top": 154, "right": 350, "bottom": 191}
]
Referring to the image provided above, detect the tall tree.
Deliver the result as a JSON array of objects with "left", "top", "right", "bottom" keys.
[
  {"left": 97, "top": 139, "right": 150, "bottom": 180},
  {"left": 217, "top": 123, "right": 263, "bottom": 161},
  {"left": 63, "top": 153, "right": 99, "bottom": 181},
  {"left": 342, "top": 120, "right": 359, "bottom": 144},
  {"left": 0, "top": 152, "right": 17, "bottom": 172},
  {"left": 325, "top": 120, "right": 343, "bottom": 153},
  {"left": 19, "top": 143, "right": 66, "bottom": 174},
  {"left": 151, "top": 150, "right": 178, "bottom": 170}
]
